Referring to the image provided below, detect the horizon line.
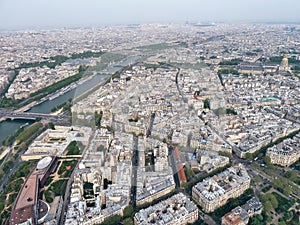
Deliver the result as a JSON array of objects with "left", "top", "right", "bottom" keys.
[{"left": 1, "top": 20, "right": 300, "bottom": 32}]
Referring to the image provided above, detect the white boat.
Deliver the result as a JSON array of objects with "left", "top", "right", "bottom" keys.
[
  {"left": 49, "top": 93, "right": 60, "bottom": 101},
  {"left": 20, "top": 122, "right": 29, "bottom": 129}
]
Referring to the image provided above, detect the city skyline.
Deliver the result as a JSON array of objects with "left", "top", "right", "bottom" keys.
[
  {"left": 1, "top": 0, "right": 300, "bottom": 29},
  {"left": 0, "top": 19, "right": 299, "bottom": 224}
]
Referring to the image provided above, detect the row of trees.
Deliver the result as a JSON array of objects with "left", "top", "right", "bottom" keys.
[
  {"left": 0, "top": 64, "right": 87, "bottom": 109},
  {"left": 181, "top": 163, "right": 232, "bottom": 195},
  {"left": 95, "top": 111, "right": 103, "bottom": 127},
  {"left": 16, "top": 122, "right": 43, "bottom": 144},
  {"left": 98, "top": 205, "right": 134, "bottom": 225},
  {"left": 51, "top": 98, "right": 72, "bottom": 113},
  {"left": 0, "top": 160, "right": 37, "bottom": 224},
  {"left": 251, "top": 129, "right": 300, "bottom": 160},
  {"left": 209, "top": 189, "right": 254, "bottom": 224},
  {"left": 1, "top": 122, "right": 47, "bottom": 189},
  {"left": 218, "top": 68, "right": 239, "bottom": 75},
  {"left": 269, "top": 56, "right": 300, "bottom": 64},
  {"left": 18, "top": 51, "right": 104, "bottom": 70},
  {"left": 219, "top": 58, "right": 243, "bottom": 66},
  {"left": 18, "top": 55, "right": 69, "bottom": 69}
]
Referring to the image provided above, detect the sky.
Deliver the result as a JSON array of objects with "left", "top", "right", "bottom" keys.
[{"left": 0, "top": 0, "right": 300, "bottom": 29}]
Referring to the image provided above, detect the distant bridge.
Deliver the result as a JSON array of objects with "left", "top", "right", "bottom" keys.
[{"left": 0, "top": 108, "right": 71, "bottom": 125}]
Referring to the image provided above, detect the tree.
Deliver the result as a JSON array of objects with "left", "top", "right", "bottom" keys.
[
  {"left": 95, "top": 111, "right": 103, "bottom": 127},
  {"left": 185, "top": 167, "right": 194, "bottom": 181},
  {"left": 256, "top": 214, "right": 263, "bottom": 221},
  {"left": 123, "top": 218, "right": 134, "bottom": 225},
  {"left": 48, "top": 122, "right": 55, "bottom": 130},
  {"left": 3, "top": 160, "right": 13, "bottom": 173},
  {"left": 218, "top": 151, "right": 232, "bottom": 159},
  {"left": 0, "top": 203, "right": 4, "bottom": 211},
  {"left": 284, "top": 171, "right": 298, "bottom": 183},
  {"left": 123, "top": 205, "right": 134, "bottom": 218},
  {"left": 273, "top": 177, "right": 288, "bottom": 192},
  {"left": 260, "top": 193, "right": 278, "bottom": 212},
  {"left": 2, "top": 135, "right": 14, "bottom": 146},
  {"left": 245, "top": 152, "right": 253, "bottom": 160},
  {"left": 264, "top": 201, "right": 273, "bottom": 212},
  {"left": 226, "top": 108, "right": 238, "bottom": 115},
  {"left": 44, "top": 190, "right": 54, "bottom": 203},
  {"left": 249, "top": 214, "right": 265, "bottom": 225},
  {"left": 99, "top": 215, "right": 122, "bottom": 225},
  {"left": 283, "top": 186, "right": 292, "bottom": 196},
  {"left": 269, "top": 194, "right": 278, "bottom": 209},
  {"left": 278, "top": 222, "right": 287, "bottom": 225},
  {"left": 203, "top": 98, "right": 210, "bottom": 109},
  {"left": 264, "top": 155, "right": 271, "bottom": 164},
  {"left": 97, "top": 145, "right": 105, "bottom": 152},
  {"left": 66, "top": 141, "right": 80, "bottom": 155},
  {"left": 264, "top": 156, "right": 274, "bottom": 168}
]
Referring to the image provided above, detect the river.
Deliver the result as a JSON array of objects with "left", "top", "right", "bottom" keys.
[
  {"left": 28, "top": 73, "right": 111, "bottom": 114},
  {"left": 0, "top": 54, "right": 142, "bottom": 146},
  {"left": 0, "top": 120, "right": 34, "bottom": 145}
]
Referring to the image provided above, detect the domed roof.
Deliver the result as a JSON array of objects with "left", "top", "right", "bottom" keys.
[{"left": 37, "top": 156, "right": 52, "bottom": 170}]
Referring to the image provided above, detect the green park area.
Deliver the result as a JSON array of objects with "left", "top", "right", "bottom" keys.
[
  {"left": 0, "top": 160, "right": 37, "bottom": 224},
  {"left": 0, "top": 122, "right": 50, "bottom": 223},
  {"left": 58, "top": 160, "right": 78, "bottom": 178},
  {"left": 43, "top": 159, "right": 78, "bottom": 203},
  {"left": 249, "top": 192, "right": 298, "bottom": 225},
  {"left": 1, "top": 122, "right": 48, "bottom": 179},
  {"left": 64, "top": 141, "right": 84, "bottom": 156},
  {"left": 0, "top": 122, "right": 52, "bottom": 224},
  {"left": 44, "top": 179, "right": 67, "bottom": 203}
]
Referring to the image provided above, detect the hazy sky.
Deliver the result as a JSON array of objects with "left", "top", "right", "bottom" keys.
[{"left": 0, "top": 0, "right": 300, "bottom": 29}]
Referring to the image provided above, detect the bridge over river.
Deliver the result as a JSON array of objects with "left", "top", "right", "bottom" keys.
[{"left": 0, "top": 108, "right": 70, "bottom": 125}]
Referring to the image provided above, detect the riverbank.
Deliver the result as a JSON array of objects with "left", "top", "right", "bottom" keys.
[
  {"left": 0, "top": 148, "right": 9, "bottom": 161},
  {"left": 0, "top": 69, "right": 87, "bottom": 110},
  {"left": 0, "top": 54, "right": 142, "bottom": 145},
  {"left": 16, "top": 54, "right": 132, "bottom": 112},
  {"left": 17, "top": 72, "right": 96, "bottom": 113},
  {"left": 0, "top": 120, "right": 34, "bottom": 147}
]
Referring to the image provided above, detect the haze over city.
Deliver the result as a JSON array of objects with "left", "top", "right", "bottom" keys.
[{"left": 1, "top": 0, "right": 300, "bottom": 29}]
